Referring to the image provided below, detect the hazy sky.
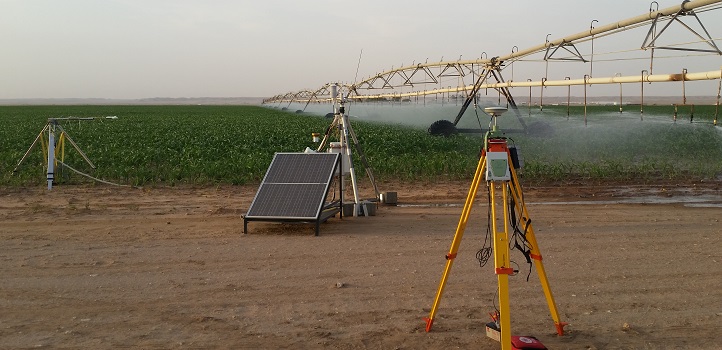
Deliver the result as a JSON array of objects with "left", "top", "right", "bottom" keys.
[{"left": 2, "top": 0, "right": 721, "bottom": 99}]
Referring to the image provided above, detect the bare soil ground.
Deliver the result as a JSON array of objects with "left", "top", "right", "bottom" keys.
[{"left": 1, "top": 180, "right": 721, "bottom": 349}]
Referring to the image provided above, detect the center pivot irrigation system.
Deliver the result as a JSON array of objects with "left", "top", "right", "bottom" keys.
[
  {"left": 261, "top": 1, "right": 722, "bottom": 349},
  {"left": 264, "top": 0, "right": 722, "bottom": 133}
]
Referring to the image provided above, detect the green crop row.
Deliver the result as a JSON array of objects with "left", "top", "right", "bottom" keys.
[
  {"left": 0, "top": 104, "right": 720, "bottom": 187},
  {"left": 512, "top": 105, "right": 722, "bottom": 183},
  {"left": 0, "top": 105, "right": 480, "bottom": 186}
]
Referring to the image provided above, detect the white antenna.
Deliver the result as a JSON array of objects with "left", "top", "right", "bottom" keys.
[{"left": 354, "top": 49, "right": 363, "bottom": 83}]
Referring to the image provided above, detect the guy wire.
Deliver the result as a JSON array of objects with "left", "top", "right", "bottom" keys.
[{"left": 56, "top": 159, "right": 137, "bottom": 189}]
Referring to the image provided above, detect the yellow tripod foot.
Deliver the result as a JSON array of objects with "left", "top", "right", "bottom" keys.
[{"left": 555, "top": 321, "right": 569, "bottom": 336}]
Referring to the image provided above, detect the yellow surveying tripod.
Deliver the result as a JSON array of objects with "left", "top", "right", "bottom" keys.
[{"left": 423, "top": 107, "right": 566, "bottom": 349}]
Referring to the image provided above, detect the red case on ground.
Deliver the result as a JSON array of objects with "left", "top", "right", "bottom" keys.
[{"left": 511, "top": 335, "right": 547, "bottom": 350}]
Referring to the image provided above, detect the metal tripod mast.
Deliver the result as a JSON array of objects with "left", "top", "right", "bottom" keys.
[{"left": 13, "top": 118, "right": 96, "bottom": 190}]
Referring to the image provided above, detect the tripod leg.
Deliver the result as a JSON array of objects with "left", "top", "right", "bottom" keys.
[
  {"left": 56, "top": 133, "right": 65, "bottom": 174},
  {"left": 316, "top": 116, "right": 339, "bottom": 152},
  {"left": 57, "top": 126, "right": 96, "bottom": 169},
  {"left": 424, "top": 154, "right": 487, "bottom": 332},
  {"left": 508, "top": 164, "right": 567, "bottom": 336},
  {"left": 340, "top": 115, "right": 360, "bottom": 215},
  {"left": 492, "top": 183, "right": 513, "bottom": 349},
  {"left": 41, "top": 131, "right": 49, "bottom": 168},
  {"left": 12, "top": 125, "right": 48, "bottom": 174},
  {"left": 346, "top": 122, "right": 380, "bottom": 199}
]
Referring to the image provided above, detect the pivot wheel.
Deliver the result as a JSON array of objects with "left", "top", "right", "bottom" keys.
[{"left": 428, "top": 120, "right": 458, "bottom": 137}]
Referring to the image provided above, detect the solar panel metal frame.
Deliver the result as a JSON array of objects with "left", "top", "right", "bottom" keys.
[{"left": 243, "top": 152, "right": 342, "bottom": 235}]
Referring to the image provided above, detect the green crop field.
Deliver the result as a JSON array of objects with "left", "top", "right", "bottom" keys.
[
  {"left": 512, "top": 104, "right": 722, "bottom": 182},
  {"left": 1, "top": 104, "right": 721, "bottom": 187}
]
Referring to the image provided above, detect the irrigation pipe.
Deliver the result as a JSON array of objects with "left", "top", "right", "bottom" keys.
[{"left": 340, "top": 69, "right": 722, "bottom": 100}]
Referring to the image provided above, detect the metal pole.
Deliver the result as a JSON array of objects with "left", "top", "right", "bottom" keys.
[
  {"left": 540, "top": 78, "right": 546, "bottom": 112},
  {"left": 528, "top": 79, "right": 532, "bottom": 117},
  {"left": 682, "top": 68, "right": 688, "bottom": 105},
  {"left": 47, "top": 123, "right": 56, "bottom": 190},
  {"left": 641, "top": 70, "right": 648, "bottom": 119},
  {"left": 565, "top": 77, "right": 571, "bottom": 119},
  {"left": 544, "top": 34, "right": 551, "bottom": 88},
  {"left": 584, "top": 74, "right": 589, "bottom": 125},
  {"left": 616, "top": 73, "right": 623, "bottom": 113},
  {"left": 341, "top": 113, "right": 360, "bottom": 216},
  {"left": 715, "top": 73, "right": 721, "bottom": 126},
  {"left": 350, "top": 69, "right": 722, "bottom": 101},
  {"left": 674, "top": 104, "right": 678, "bottom": 122},
  {"left": 511, "top": 46, "right": 518, "bottom": 82},
  {"left": 649, "top": 2, "right": 659, "bottom": 74},
  {"left": 590, "top": 20, "right": 598, "bottom": 78}
]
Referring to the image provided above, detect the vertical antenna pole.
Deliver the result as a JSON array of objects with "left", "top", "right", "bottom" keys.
[
  {"left": 47, "top": 122, "right": 56, "bottom": 190},
  {"left": 714, "top": 71, "right": 721, "bottom": 126},
  {"left": 565, "top": 77, "right": 571, "bottom": 119}
]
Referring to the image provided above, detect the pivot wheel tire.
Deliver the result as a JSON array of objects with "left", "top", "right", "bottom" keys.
[{"left": 428, "top": 120, "right": 458, "bottom": 137}]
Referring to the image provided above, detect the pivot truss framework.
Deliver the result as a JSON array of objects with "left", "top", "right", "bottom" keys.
[{"left": 265, "top": 0, "right": 722, "bottom": 108}]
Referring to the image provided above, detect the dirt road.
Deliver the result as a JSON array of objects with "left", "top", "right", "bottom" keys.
[{"left": 1, "top": 181, "right": 721, "bottom": 349}]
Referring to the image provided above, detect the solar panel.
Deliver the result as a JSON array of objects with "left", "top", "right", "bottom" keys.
[
  {"left": 263, "top": 153, "right": 338, "bottom": 184},
  {"left": 244, "top": 152, "right": 341, "bottom": 235},
  {"left": 247, "top": 183, "right": 328, "bottom": 219}
]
